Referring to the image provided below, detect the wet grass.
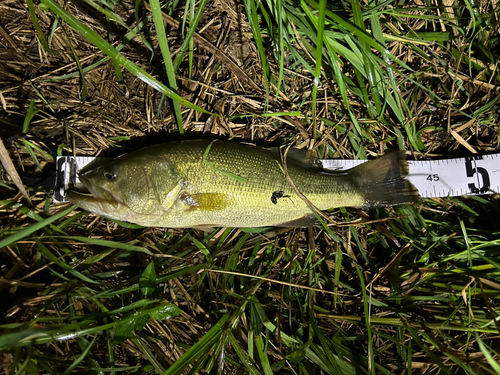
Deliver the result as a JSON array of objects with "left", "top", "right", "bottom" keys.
[{"left": 1, "top": 0, "right": 500, "bottom": 373}]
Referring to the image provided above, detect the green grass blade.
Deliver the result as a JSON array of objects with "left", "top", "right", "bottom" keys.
[
  {"left": 82, "top": 0, "right": 153, "bottom": 54},
  {"left": 149, "top": 0, "right": 184, "bottom": 133},
  {"left": 22, "top": 99, "right": 37, "bottom": 134},
  {"left": 62, "top": 335, "right": 98, "bottom": 375},
  {"left": 476, "top": 333, "right": 500, "bottom": 373},
  {"left": 139, "top": 260, "right": 157, "bottom": 296},
  {"left": 355, "top": 264, "right": 374, "bottom": 374},
  {"left": 26, "top": 0, "right": 51, "bottom": 54},
  {"left": 40, "top": 0, "right": 213, "bottom": 116},
  {"left": 254, "top": 334, "right": 273, "bottom": 375},
  {"left": 36, "top": 240, "right": 99, "bottom": 284},
  {"left": 311, "top": 0, "right": 326, "bottom": 138},
  {"left": 227, "top": 331, "right": 261, "bottom": 375},
  {"left": 0, "top": 205, "right": 77, "bottom": 249},
  {"left": 47, "top": 236, "right": 155, "bottom": 255},
  {"left": 243, "top": 0, "right": 270, "bottom": 92},
  {"left": 203, "top": 140, "right": 246, "bottom": 182},
  {"left": 58, "top": 22, "right": 88, "bottom": 103},
  {"left": 161, "top": 313, "right": 229, "bottom": 375},
  {"left": 20, "top": 139, "right": 42, "bottom": 171},
  {"left": 173, "top": 0, "right": 208, "bottom": 73}
]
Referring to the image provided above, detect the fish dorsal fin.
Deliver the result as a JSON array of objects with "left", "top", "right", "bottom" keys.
[
  {"left": 269, "top": 147, "right": 323, "bottom": 170},
  {"left": 180, "top": 192, "right": 234, "bottom": 211}
]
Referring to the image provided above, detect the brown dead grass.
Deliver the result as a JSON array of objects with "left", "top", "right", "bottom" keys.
[{"left": 1, "top": 0, "right": 500, "bottom": 374}]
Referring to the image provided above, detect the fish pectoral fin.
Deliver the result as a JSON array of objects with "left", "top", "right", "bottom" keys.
[
  {"left": 274, "top": 213, "right": 318, "bottom": 227},
  {"left": 180, "top": 192, "right": 234, "bottom": 211}
]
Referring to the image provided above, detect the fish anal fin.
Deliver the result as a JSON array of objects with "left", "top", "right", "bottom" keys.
[
  {"left": 180, "top": 192, "right": 234, "bottom": 211},
  {"left": 274, "top": 213, "right": 318, "bottom": 227},
  {"left": 191, "top": 225, "right": 217, "bottom": 231}
]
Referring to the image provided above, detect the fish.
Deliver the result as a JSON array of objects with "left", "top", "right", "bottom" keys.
[{"left": 67, "top": 140, "right": 419, "bottom": 228}]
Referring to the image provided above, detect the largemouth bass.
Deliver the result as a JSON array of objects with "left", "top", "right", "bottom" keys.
[{"left": 68, "top": 140, "right": 419, "bottom": 228}]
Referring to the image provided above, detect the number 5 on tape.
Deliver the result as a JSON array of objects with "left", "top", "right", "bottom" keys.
[{"left": 465, "top": 156, "right": 491, "bottom": 194}]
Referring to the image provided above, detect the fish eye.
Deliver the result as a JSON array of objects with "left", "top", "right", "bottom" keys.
[{"left": 104, "top": 172, "right": 116, "bottom": 181}]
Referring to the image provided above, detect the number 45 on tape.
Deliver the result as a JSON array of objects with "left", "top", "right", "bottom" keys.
[{"left": 54, "top": 153, "right": 499, "bottom": 202}]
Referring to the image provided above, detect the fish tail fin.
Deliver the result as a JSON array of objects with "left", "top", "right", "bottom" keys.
[{"left": 349, "top": 151, "right": 419, "bottom": 208}]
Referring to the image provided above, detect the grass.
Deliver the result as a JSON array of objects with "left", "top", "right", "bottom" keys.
[{"left": 1, "top": 0, "right": 500, "bottom": 373}]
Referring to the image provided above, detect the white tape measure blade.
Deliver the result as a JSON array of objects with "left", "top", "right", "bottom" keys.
[
  {"left": 322, "top": 154, "right": 499, "bottom": 198},
  {"left": 54, "top": 156, "right": 114, "bottom": 202}
]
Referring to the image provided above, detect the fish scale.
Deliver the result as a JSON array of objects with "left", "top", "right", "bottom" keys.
[{"left": 172, "top": 142, "right": 302, "bottom": 226}]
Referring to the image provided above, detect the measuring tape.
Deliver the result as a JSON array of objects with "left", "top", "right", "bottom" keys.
[
  {"left": 322, "top": 154, "right": 499, "bottom": 199},
  {"left": 54, "top": 156, "right": 113, "bottom": 203},
  {"left": 54, "top": 154, "right": 499, "bottom": 203}
]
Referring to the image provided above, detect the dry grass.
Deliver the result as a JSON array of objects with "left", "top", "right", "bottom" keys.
[{"left": 1, "top": 0, "right": 500, "bottom": 374}]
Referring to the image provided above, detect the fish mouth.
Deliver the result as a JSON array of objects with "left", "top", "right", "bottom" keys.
[
  {"left": 66, "top": 190, "right": 101, "bottom": 209},
  {"left": 67, "top": 176, "right": 124, "bottom": 214},
  {"left": 67, "top": 190, "right": 122, "bottom": 214}
]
